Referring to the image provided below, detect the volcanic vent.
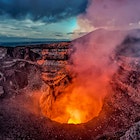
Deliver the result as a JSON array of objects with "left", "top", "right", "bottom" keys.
[
  {"left": 40, "top": 76, "right": 103, "bottom": 124},
  {"left": 39, "top": 43, "right": 103, "bottom": 124}
]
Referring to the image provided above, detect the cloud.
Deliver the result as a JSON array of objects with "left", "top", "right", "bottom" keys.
[
  {"left": 0, "top": 15, "right": 78, "bottom": 40},
  {"left": 0, "top": 18, "right": 44, "bottom": 37},
  {"left": 78, "top": 0, "right": 140, "bottom": 30},
  {"left": 0, "top": 0, "right": 88, "bottom": 22}
]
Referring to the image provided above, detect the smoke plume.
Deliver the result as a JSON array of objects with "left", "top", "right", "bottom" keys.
[
  {"left": 69, "top": 0, "right": 140, "bottom": 118},
  {"left": 70, "top": 29, "right": 127, "bottom": 111}
]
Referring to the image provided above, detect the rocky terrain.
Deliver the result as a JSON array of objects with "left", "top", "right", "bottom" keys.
[{"left": 0, "top": 30, "right": 140, "bottom": 140}]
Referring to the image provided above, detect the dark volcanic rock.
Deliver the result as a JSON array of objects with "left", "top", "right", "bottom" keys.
[
  {"left": 120, "top": 121, "right": 140, "bottom": 140},
  {"left": 14, "top": 71, "right": 28, "bottom": 89}
]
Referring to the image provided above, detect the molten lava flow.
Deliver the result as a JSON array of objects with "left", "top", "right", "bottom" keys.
[{"left": 40, "top": 84, "right": 104, "bottom": 124}]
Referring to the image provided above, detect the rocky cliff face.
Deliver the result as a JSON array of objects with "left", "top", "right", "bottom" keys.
[
  {"left": 0, "top": 31, "right": 140, "bottom": 140},
  {"left": 0, "top": 42, "right": 70, "bottom": 98}
]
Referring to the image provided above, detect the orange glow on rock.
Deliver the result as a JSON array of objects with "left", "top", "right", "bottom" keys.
[{"left": 37, "top": 59, "right": 45, "bottom": 65}]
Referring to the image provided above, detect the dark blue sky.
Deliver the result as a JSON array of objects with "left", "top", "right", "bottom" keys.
[{"left": 0, "top": 0, "right": 88, "bottom": 40}]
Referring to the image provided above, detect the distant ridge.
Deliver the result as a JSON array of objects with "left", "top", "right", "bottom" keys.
[
  {"left": 0, "top": 40, "right": 70, "bottom": 47},
  {"left": 0, "top": 36, "right": 69, "bottom": 47}
]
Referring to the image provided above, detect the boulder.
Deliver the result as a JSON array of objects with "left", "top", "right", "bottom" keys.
[{"left": 120, "top": 121, "right": 140, "bottom": 140}]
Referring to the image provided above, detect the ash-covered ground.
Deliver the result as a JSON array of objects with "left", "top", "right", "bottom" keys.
[{"left": 0, "top": 30, "right": 140, "bottom": 140}]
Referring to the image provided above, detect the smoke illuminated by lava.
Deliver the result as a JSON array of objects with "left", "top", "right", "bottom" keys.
[{"left": 39, "top": 0, "right": 140, "bottom": 124}]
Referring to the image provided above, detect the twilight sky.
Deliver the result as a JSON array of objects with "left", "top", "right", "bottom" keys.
[
  {"left": 0, "top": 0, "right": 88, "bottom": 40},
  {"left": 0, "top": 0, "right": 140, "bottom": 41}
]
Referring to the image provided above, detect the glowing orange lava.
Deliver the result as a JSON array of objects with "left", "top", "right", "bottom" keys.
[{"left": 40, "top": 85, "right": 103, "bottom": 124}]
